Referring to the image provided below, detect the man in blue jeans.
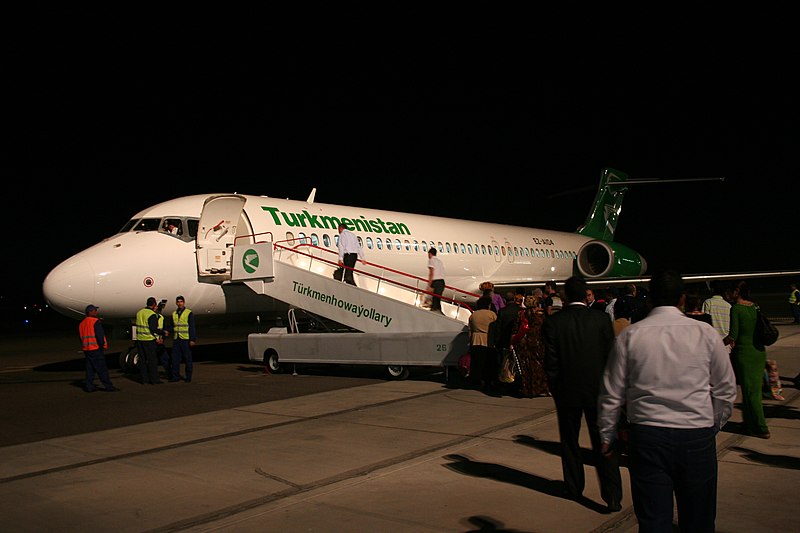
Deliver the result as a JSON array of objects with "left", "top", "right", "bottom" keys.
[{"left": 598, "top": 269, "right": 736, "bottom": 531}]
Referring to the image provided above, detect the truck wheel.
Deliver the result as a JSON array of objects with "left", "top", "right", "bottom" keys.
[
  {"left": 265, "top": 350, "right": 283, "bottom": 374},
  {"left": 386, "top": 365, "right": 410, "bottom": 380}
]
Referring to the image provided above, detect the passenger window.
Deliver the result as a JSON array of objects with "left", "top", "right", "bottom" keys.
[
  {"left": 323, "top": 234, "right": 331, "bottom": 247},
  {"left": 404, "top": 239, "right": 410, "bottom": 251},
  {"left": 437, "top": 242, "right": 443, "bottom": 253},
  {"left": 366, "top": 237, "right": 374, "bottom": 250},
  {"left": 298, "top": 232, "right": 308, "bottom": 244},
  {"left": 286, "top": 232, "right": 295, "bottom": 246},
  {"left": 387, "top": 239, "right": 393, "bottom": 250},
  {"left": 413, "top": 240, "right": 419, "bottom": 251},
  {"left": 421, "top": 241, "right": 428, "bottom": 252},
  {"left": 376, "top": 237, "right": 383, "bottom": 250},
  {"left": 394, "top": 238, "right": 401, "bottom": 250},
  {"left": 447, "top": 243, "right": 453, "bottom": 253},
  {"left": 311, "top": 234, "right": 319, "bottom": 246}
]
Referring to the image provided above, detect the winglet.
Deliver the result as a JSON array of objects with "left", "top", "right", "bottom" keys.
[{"left": 306, "top": 188, "right": 317, "bottom": 204}]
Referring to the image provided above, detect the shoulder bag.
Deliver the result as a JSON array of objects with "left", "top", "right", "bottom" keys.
[{"left": 754, "top": 304, "right": 779, "bottom": 346}]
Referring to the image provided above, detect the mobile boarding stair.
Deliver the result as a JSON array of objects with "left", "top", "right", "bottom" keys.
[{"left": 231, "top": 238, "right": 476, "bottom": 380}]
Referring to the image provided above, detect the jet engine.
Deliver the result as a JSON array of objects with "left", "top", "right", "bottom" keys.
[{"left": 576, "top": 240, "right": 647, "bottom": 278}]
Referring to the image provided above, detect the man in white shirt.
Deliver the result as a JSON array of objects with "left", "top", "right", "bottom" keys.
[
  {"left": 427, "top": 248, "right": 446, "bottom": 312},
  {"left": 598, "top": 269, "right": 736, "bottom": 532},
  {"left": 336, "top": 223, "right": 363, "bottom": 286}
]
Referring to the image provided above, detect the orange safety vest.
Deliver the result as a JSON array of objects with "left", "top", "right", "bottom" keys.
[{"left": 79, "top": 316, "right": 108, "bottom": 351}]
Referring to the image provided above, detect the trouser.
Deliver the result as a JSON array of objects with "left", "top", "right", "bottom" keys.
[
  {"left": 629, "top": 425, "right": 718, "bottom": 533},
  {"left": 791, "top": 304, "right": 800, "bottom": 323},
  {"left": 172, "top": 339, "right": 194, "bottom": 381},
  {"left": 553, "top": 395, "right": 622, "bottom": 505},
  {"left": 343, "top": 253, "right": 358, "bottom": 286},
  {"left": 468, "top": 345, "right": 497, "bottom": 388},
  {"left": 430, "top": 279, "right": 445, "bottom": 311},
  {"left": 84, "top": 349, "right": 114, "bottom": 390},
  {"left": 136, "top": 340, "right": 161, "bottom": 384},
  {"left": 158, "top": 344, "right": 172, "bottom": 377}
]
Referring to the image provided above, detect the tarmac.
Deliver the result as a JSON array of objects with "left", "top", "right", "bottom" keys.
[{"left": 1, "top": 325, "right": 799, "bottom": 532}]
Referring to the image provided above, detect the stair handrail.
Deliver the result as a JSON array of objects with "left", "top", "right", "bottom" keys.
[{"left": 261, "top": 237, "right": 478, "bottom": 314}]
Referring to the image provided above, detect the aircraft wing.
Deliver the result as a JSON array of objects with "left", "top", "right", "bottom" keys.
[{"left": 493, "top": 269, "right": 800, "bottom": 290}]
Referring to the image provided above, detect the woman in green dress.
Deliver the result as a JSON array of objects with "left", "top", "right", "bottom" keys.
[{"left": 726, "top": 281, "right": 770, "bottom": 439}]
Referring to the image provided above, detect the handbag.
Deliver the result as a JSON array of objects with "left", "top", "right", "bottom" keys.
[
  {"left": 458, "top": 351, "right": 471, "bottom": 377},
  {"left": 498, "top": 347, "right": 522, "bottom": 383},
  {"left": 754, "top": 304, "right": 779, "bottom": 346}
]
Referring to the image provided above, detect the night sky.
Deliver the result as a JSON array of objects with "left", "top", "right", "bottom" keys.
[{"left": 5, "top": 43, "right": 799, "bottom": 306}]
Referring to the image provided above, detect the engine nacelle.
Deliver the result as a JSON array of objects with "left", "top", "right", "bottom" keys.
[{"left": 576, "top": 240, "right": 647, "bottom": 278}]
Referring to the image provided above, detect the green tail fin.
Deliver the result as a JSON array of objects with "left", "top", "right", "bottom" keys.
[{"left": 576, "top": 168, "right": 629, "bottom": 241}]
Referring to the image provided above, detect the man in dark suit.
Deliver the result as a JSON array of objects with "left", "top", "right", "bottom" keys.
[{"left": 543, "top": 276, "right": 622, "bottom": 512}]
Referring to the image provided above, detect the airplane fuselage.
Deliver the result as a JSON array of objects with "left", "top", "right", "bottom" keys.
[{"left": 44, "top": 170, "right": 647, "bottom": 325}]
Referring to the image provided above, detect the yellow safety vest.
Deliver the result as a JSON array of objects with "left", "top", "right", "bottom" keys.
[
  {"left": 135, "top": 308, "right": 157, "bottom": 341},
  {"left": 172, "top": 308, "right": 192, "bottom": 340}
]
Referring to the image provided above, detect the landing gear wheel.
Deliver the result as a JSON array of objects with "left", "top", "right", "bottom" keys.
[
  {"left": 119, "top": 347, "right": 140, "bottom": 373},
  {"left": 386, "top": 365, "right": 410, "bottom": 381},
  {"left": 265, "top": 350, "right": 283, "bottom": 374}
]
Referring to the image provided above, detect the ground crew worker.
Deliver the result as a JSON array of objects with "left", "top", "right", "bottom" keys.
[
  {"left": 136, "top": 297, "right": 169, "bottom": 384},
  {"left": 789, "top": 283, "right": 800, "bottom": 324},
  {"left": 79, "top": 305, "right": 119, "bottom": 392},
  {"left": 170, "top": 295, "right": 197, "bottom": 382}
]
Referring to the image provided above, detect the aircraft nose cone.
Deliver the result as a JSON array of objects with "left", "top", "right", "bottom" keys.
[{"left": 43, "top": 258, "right": 95, "bottom": 320}]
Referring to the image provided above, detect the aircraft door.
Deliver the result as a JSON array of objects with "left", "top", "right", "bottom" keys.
[
  {"left": 504, "top": 241, "right": 513, "bottom": 264},
  {"left": 491, "top": 240, "right": 501, "bottom": 263},
  {"left": 197, "top": 194, "right": 247, "bottom": 278}
]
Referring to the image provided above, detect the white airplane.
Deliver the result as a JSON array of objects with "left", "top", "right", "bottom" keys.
[{"left": 41, "top": 168, "right": 797, "bottom": 328}]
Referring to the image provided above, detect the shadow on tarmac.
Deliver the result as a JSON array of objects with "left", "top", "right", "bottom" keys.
[{"left": 443, "top": 453, "right": 611, "bottom": 514}]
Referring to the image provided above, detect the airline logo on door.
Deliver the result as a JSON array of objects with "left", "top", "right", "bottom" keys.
[{"left": 232, "top": 243, "right": 274, "bottom": 280}]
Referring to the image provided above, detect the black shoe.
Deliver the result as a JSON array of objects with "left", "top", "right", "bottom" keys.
[{"left": 103, "top": 386, "right": 120, "bottom": 392}]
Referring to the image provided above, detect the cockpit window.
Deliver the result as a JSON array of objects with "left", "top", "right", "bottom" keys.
[
  {"left": 119, "top": 217, "right": 198, "bottom": 240},
  {"left": 119, "top": 219, "right": 140, "bottom": 233},
  {"left": 133, "top": 218, "right": 162, "bottom": 232},
  {"left": 162, "top": 218, "right": 183, "bottom": 236},
  {"left": 186, "top": 219, "right": 198, "bottom": 238}
]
